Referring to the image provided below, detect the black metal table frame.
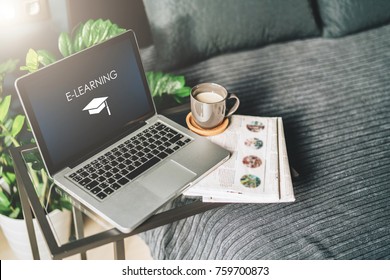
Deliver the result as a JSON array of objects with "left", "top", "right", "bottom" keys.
[{"left": 10, "top": 143, "right": 224, "bottom": 260}]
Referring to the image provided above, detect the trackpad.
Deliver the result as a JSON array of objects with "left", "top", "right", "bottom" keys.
[{"left": 139, "top": 160, "right": 196, "bottom": 198}]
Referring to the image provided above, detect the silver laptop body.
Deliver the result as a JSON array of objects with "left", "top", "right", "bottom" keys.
[{"left": 15, "top": 30, "right": 230, "bottom": 233}]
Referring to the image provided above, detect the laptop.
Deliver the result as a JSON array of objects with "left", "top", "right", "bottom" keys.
[{"left": 15, "top": 30, "right": 230, "bottom": 233}]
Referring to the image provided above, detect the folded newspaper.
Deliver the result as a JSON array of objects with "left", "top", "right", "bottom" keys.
[{"left": 183, "top": 115, "right": 295, "bottom": 203}]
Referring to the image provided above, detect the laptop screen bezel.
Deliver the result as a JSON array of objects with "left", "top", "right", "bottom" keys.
[{"left": 15, "top": 30, "right": 156, "bottom": 177}]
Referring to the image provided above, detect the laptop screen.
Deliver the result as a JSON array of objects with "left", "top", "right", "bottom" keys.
[{"left": 15, "top": 31, "right": 155, "bottom": 176}]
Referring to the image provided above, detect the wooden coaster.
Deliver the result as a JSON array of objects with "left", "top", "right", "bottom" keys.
[{"left": 186, "top": 112, "right": 229, "bottom": 136}]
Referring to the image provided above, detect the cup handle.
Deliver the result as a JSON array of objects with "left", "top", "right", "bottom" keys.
[{"left": 226, "top": 93, "right": 240, "bottom": 118}]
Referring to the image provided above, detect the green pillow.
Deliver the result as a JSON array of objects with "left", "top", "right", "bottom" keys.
[
  {"left": 143, "top": 0, "right": 319, "bottom": 69},
  {"left": 317, "top": 0, "right": 390, "bottom": 37}
]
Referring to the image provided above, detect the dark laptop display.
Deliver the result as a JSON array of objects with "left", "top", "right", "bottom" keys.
[{"left": 16, "top": 34, "right": 155, "bottom": 175}]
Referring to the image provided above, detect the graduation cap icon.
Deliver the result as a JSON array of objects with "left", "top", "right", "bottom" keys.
[{"left": 83, "top": 97, "right": 111, "bottom": 116}]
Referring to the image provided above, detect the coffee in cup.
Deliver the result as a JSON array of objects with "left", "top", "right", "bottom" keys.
[{"left": 191, "top": 83, "right": 240, "bottom": 129}]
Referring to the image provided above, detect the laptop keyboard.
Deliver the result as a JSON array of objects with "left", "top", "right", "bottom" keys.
[{"left": 67, "top": 122, "right": 192, "bottom": 200}]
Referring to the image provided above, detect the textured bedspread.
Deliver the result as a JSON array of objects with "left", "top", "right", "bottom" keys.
[{"left": 140, "top": 24, "right": 390, "bottom": 259}]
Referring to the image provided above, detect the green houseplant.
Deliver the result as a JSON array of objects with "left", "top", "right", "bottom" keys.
[
  {"left": 0, "top": 59, "right": 72, "bottom": 219},
  {"left": 0, "top": 59, "right": 73, "bottom": 259}
]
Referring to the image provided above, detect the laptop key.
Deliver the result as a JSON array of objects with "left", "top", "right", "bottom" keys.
[
  {"left": 91, "top": 187, "right": 102, "bottom": 195},
  {"left": 145, "top": 153, "right": 154, "bottom": 159},
  {"left": 111, "top": 183, "right": 121, "bottom": 190},
  {"left": 97, "top": 176, "right": 106, "bottom": 182},
  {"left": 120, "top": 169, "right": 129, "bottom": 177},
  {"left": 79, "top": 178, "right": 92, "bottom": 186},
  {"left": 126, "top": 157, "right": 160, "bottom": 180},
  {"left": 97, "top": 169, "right": 105, "bottom": 175},
  {"left": 139, "top": 157, "right": 148, "bottom": 163},
  {"left": 118, "top": 163, "right": 126, "bottom": 170},
  {"left": 157, "top": 145, "right": 166, "bottom": 151},
  {"left": 85, "top": 180, "right": 98, "bottom": 190},
  {"left": 172, "top": 145, "right": 180, "bottom": 151},
  {"left": 117, "top": 177, "right": 129, "bottom": 186},
  {"left": 104, "top": 188, "right": 114, "bottom": 195},
  {"left": 106, "top": 177, "right": 116, "bottom": 184},
  {"left": 111, "top": 167, "right": 120, "bottom": 174},
  {"left": 157, "top": 152, "right": 168, "bottom": 159},
  {"left": 80, "top": 171, "right": 89, "bottom": 178},
  {"left": 96, "top": 192, "right": 107, "bottom": 200},
  {"left": 113, "top": 173, "right": 122, "bottom": 180},
  {"left": 73, "top": 175, "right": 83, "bottom": 182},
  {"left": 177, "top": 141, "right": 186, "bottom": 146},
  {"left": 169, "top": 134, "right": 182, "bottom": 144},
  {"left": 106, "top": 178, "right": 115, "bottom": 185},
  {"left": 127, "top": 165, "right": 135, "bottom": 171}
]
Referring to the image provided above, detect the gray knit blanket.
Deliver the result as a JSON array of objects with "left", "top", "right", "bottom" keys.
[{"left": 140, "top": 23, "right": 390, "bottom": 259}]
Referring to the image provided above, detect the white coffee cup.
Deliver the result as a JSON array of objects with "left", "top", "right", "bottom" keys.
[{"left": 191, "top": 83, "right": 240, "bottom": 129}]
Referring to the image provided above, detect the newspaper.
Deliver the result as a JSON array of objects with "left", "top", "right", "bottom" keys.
[{"left": 183, "top": 115, "right": 295, "bottom": 203}]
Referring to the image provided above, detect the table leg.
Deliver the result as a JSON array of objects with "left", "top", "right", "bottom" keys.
[
  {"left": 114, "top": 239, "right": 125, "bottom": 260},
  {"left": 17, "top": 174, "right": 40, "bottom": 260},
  {"left": 72, "top": 206, "right": 87, "bottom": 260}
]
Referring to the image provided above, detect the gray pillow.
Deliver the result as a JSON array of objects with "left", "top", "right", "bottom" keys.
[
  {"left": 317, "top": 0, "right": 390, "bottom": 37},
  {"left": 143, "top": 0, "right": 319, "bottom": 70}
]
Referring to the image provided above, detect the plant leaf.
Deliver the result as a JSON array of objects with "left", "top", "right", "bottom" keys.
[
  {"left": 91, "top": 19, "right": 104, "bottom": 45},
  {"left": 72, "top": 24, "right": 84, "bottom": 53},
  {"left": 145, "top": 72, "right": 190, "bottom": 103},
  {"left": 0, "top": 153, "right": 13, "bottom": 167},
  {"left": 152, "top": 72, "right": 163, "bottom": 96},
  {"left": 58, "top": 32, "right": 73, "bottom": 57},
  {"left": 3, "top": 172, "right": 16, "bottom": 186},
  {"left": 99, "top": 19, "right": 112, "bottom": 41},
  {"left": 37, "top": 50, "right": 57, "bottom": 66},
  {"left": 164, "top": 76, "right": 184, "bottom": 94},
  {"left": 0, "top": 190, "right": 11, "bottom": 214},
  {"left": 11, "top": 115, "right": 25, "bottom": 137},
  {"left": 4, "top": 135, "right": 12, "bottom": 147},
  {"left": 4, "top": 119, "right": 12, "bottom": 134},
  {"left": 20, "top": 49, "right": 39, "bottom": 73},
  {"left": 107, "top": 23, "right": 126, "bottom": 39},
  {"left": 60, "top": 197, "right": 73, "bottom": 211},
  {"left": 9, "top": 207, "right": 21, "bottom": 219},
  {"left": 0, "top": 95, "right": 11, "bottom": 123},
  {"left": 174, "top": 86, "right": 191, "bottom": 97},
  {"left": 82, "top": 19, "right": 94, "bottom": 47}
]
